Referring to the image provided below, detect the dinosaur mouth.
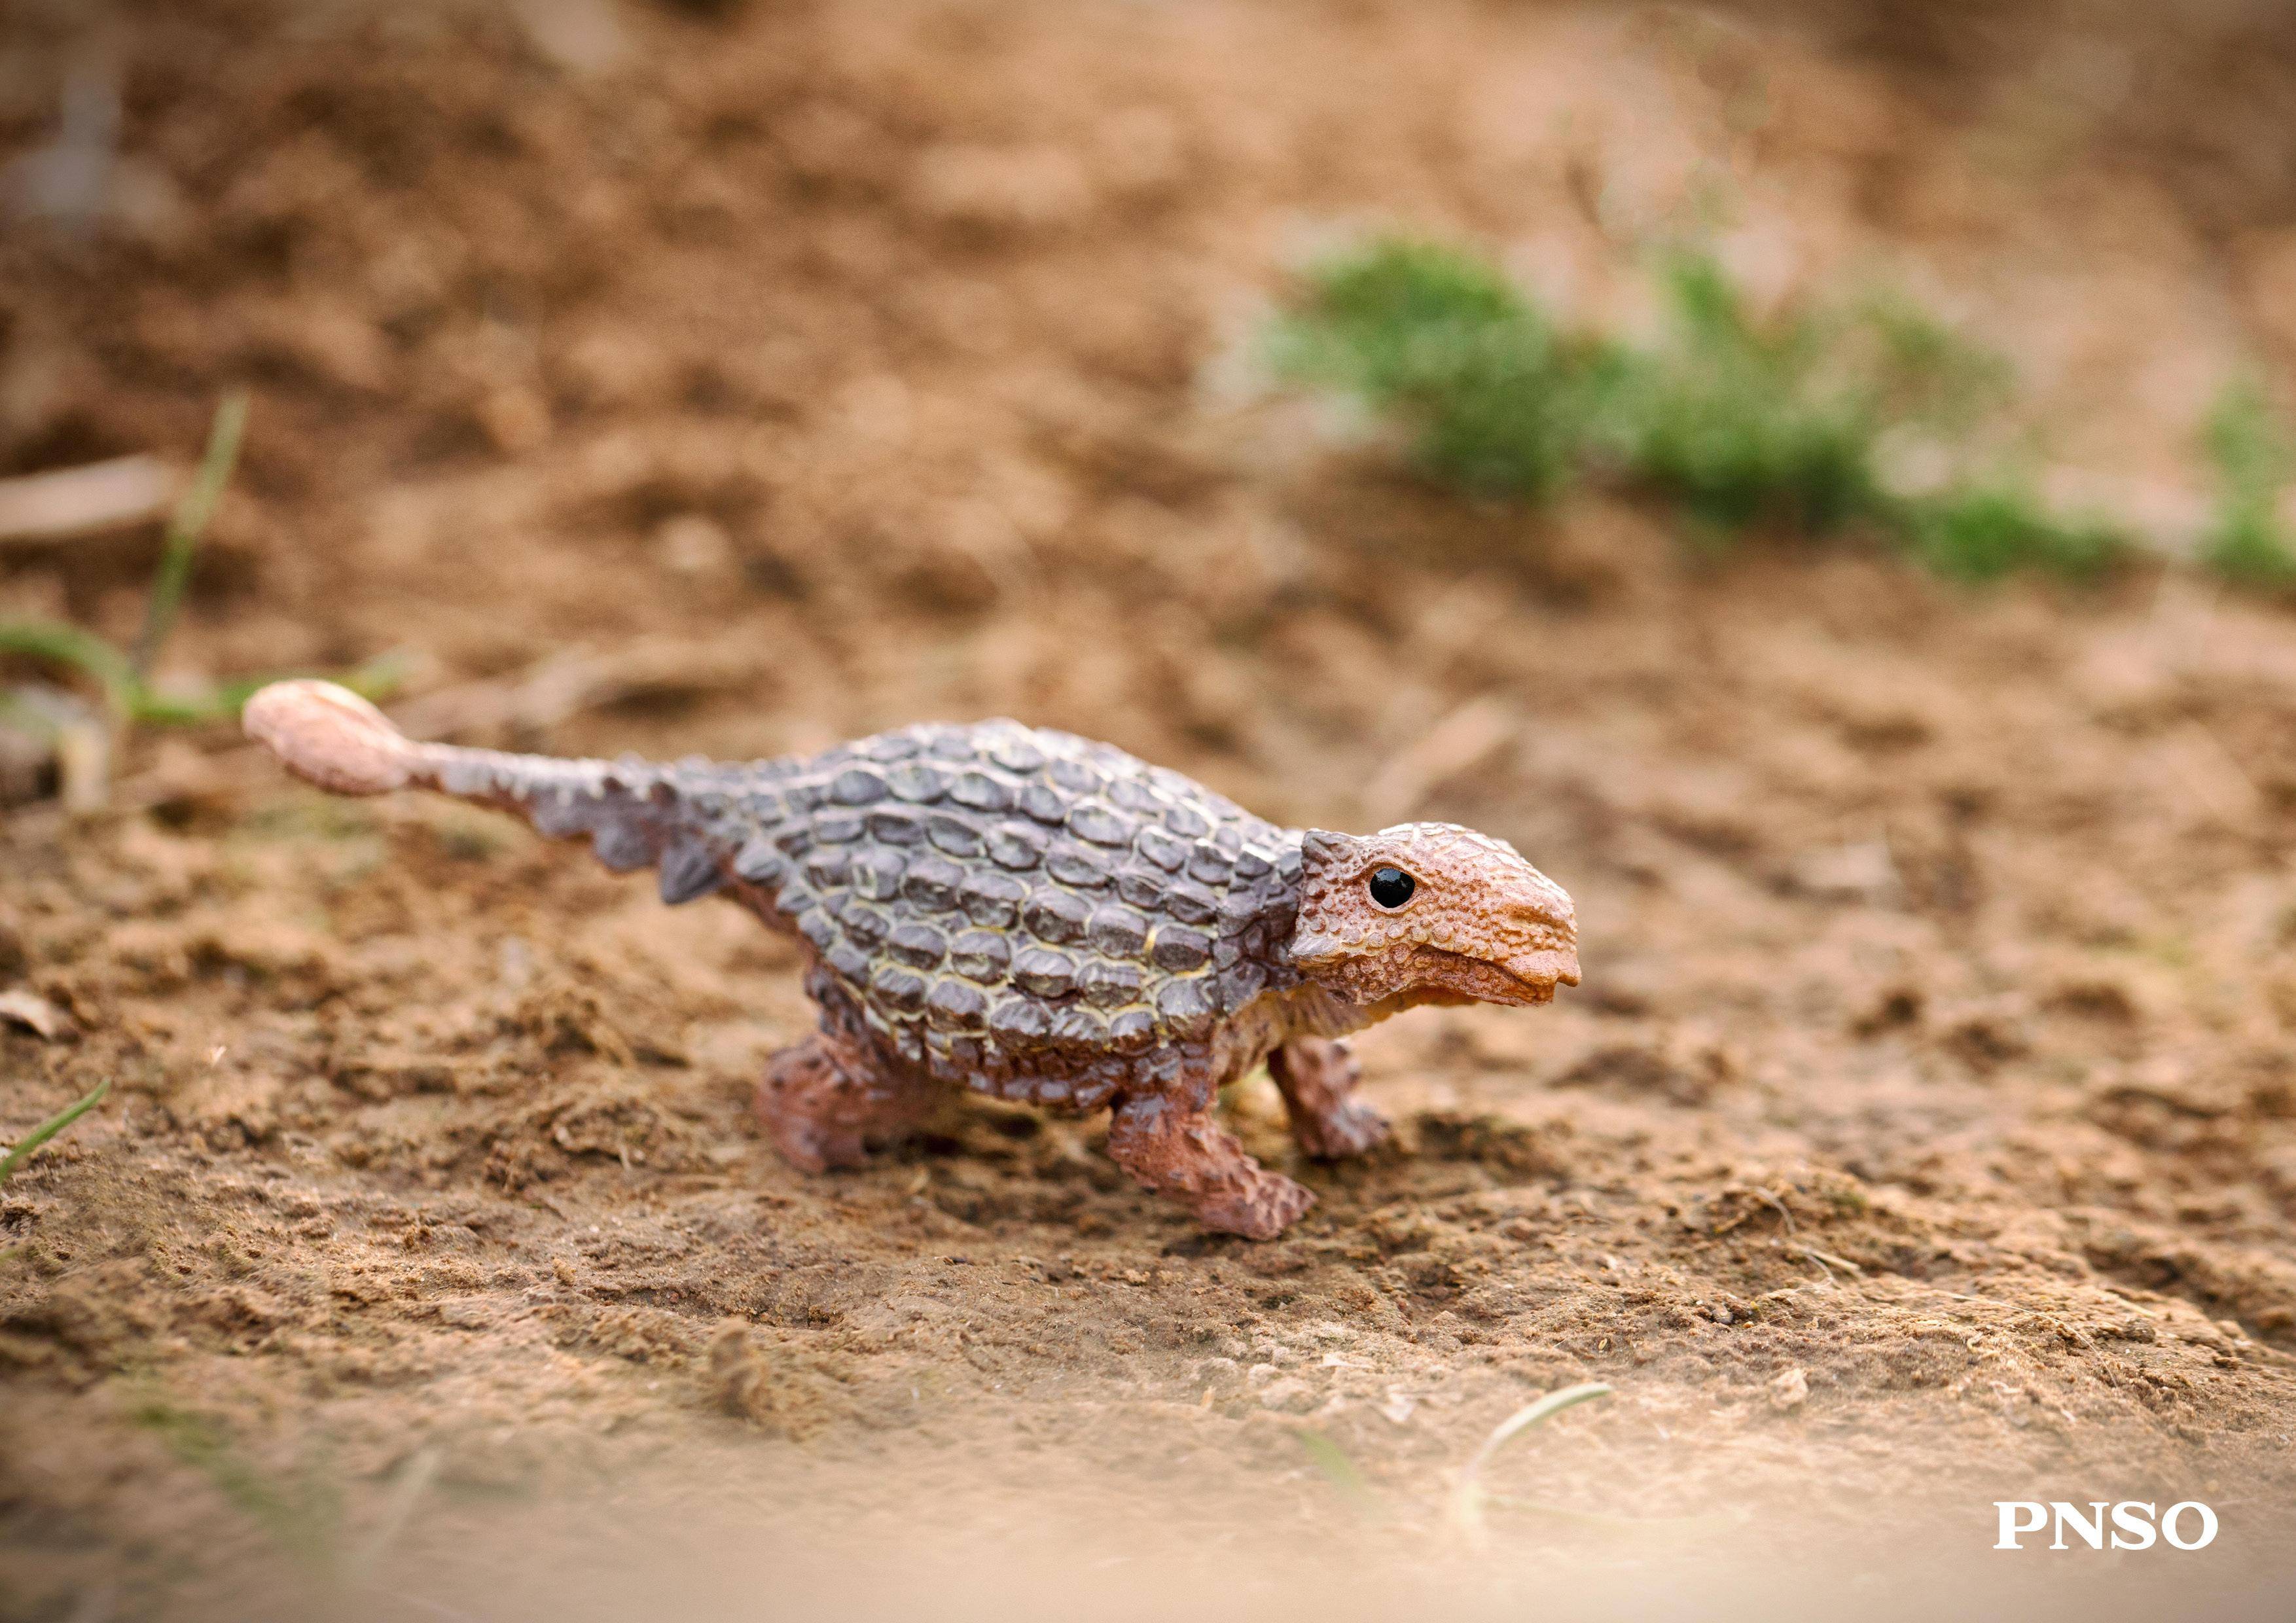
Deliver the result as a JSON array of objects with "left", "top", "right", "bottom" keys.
[
  {"left": 1288, "top": 935, "right": 1581, "bottom": 1007},
  {"left": 1416, "top": 946, "right": 1579, "bottom": 1007}
]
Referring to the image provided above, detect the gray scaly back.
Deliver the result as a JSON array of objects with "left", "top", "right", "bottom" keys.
[{"left": 686, "top": 720, "right": 1310, "bottom": 1108}]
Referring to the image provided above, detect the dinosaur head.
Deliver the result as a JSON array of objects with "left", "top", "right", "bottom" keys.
[{"left": 1287, "top": 823, "right": 1578, "bottom": 1008}]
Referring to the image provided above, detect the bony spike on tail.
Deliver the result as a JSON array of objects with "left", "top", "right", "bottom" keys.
[{"left": 243, "top": 680, "right": 425, "bottom": 796}]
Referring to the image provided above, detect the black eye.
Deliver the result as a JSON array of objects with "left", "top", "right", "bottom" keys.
[{"left": 1367, "top": 866, "right": 1416, "bottom": 909}]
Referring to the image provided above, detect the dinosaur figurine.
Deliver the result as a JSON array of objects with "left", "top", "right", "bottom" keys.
[{"left": 243, "top": 681, "right": 1579, "bottom": 1238}]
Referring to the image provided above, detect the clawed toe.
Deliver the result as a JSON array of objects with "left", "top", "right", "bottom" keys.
[
  {"left": 755, "top": 1097, "right": 870, "bottom": 1173},
  {"left": 1297, "top": 1102, "right": 1392, "bottom": 1161},
  {"left": 1196, "top": 1173, "right": 1316, "bottom": 1241}
]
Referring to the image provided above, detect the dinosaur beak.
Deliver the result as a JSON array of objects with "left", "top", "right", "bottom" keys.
[
  {"left": 1499, "top": 879, "right": 1578, "bottom": 992},
  {"left": 1507, "top": 944, "right": 1581, "bottom": 992}
]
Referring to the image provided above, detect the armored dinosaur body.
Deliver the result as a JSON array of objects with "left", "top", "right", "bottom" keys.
[{"left": 243, "top": 681, "right": 1579, "bottom": 1238}]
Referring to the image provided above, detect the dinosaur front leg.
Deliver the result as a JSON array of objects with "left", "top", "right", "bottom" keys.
[
  {"left": 757, "top": 1028, "right": 941, "bottom": 1172},
  {"left": 1268, "top": 1036, "right": 1391, "bottom": 1160},
  {"left": 1105, "top": 1088, "right": 1314, "bottom": 1240}
]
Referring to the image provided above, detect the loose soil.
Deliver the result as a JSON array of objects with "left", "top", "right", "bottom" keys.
[{"left": 7, "top": 1, "right": 2296, "bottom": 1617}]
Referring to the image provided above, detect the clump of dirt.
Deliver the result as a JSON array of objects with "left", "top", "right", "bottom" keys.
[{"left": 6, "top": 1, "right": 2296, "bottom": 1617}]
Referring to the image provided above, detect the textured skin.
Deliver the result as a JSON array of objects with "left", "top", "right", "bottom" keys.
[
  {"left": 244, "top": 681, "right": 1579, "bottom": 1239},
  {"left": 716, "top": 715, "right": 1316, "bottom": 1112}
]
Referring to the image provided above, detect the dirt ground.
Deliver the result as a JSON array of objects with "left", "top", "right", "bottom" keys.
[{"left": 8, "top": 1, "right": 2296, "bottom": 1617}]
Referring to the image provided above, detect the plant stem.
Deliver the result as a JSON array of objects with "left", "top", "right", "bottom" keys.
[{"left": 134, "top": 389, "right": 249, "bottom": 678}]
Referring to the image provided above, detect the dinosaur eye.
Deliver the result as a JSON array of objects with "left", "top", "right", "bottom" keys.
[{"left": 1367, "top": 866, "right": 1416, "bottom": 909}]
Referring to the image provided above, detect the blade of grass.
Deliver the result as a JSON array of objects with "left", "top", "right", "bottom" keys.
[
  {"left": 348, "top": 1446, "right": 442, "bottom": 1586},
  {"left": 0, "top": 620, "right": 141, "bottom": 719},
  {"left": 134, "top": 389, "right": 248, "bottom": 677},
  {"left": 1451, "top": 1380, "right": 1611, "bottom": 1548},
  {"left": 1293, "top": 1428, "right": 1380, "bottom": 1517},
  {"left": 0, "top": 1078, "right": 111, "bottom": 1185}
]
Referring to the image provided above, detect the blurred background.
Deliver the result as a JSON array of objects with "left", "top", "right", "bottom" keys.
[{"left": 6, "top": 1, "right": 2296, "bottom": 1618}]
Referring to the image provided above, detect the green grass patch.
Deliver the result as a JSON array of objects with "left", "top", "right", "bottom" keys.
[
  {"left": 130, "top": 1395, "right": 344, "bottom": 1572},
  {"left": 1900, "top": 481, "right": 2126, "bottom": 583},
  {"left": 1268, "top": 236, "right": 2266, "bottom": 585},
  {"left": 123, "top": 1387, "right": 440, "bottom": 1594},
  {"left": 1268, "top": 240, "right": 1620, "bottom": 499},
  {"left": 2200, "top": 376, "right": 2296, "bottom": 587}
]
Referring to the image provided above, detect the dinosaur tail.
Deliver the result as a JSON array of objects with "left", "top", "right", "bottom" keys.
[{"left": 242, "top": 679, "right": 749, "bottom": 906}]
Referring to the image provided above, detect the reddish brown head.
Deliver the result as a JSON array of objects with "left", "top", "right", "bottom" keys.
[{"left": 1287, "top": 822, "right": 1579, "bottom": 1008}]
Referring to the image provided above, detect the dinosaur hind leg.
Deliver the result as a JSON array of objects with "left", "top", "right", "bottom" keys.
[
  {"left": 1105, "top": 1090, "right": 1314, "bottom": 1240},
  {"left": 757, "top": 1027, "right": 942, "bottom": 1172}
]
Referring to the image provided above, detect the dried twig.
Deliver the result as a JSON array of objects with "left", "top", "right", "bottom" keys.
[
  {"left": 0, "top": 988, "right": 71, "bottom": 1041},
  {"left": 1361, "top": 694, "right": 1518, "bottom": 824},
  {"left": 0, "top": 455, "right": 178, "bottom": 545}
]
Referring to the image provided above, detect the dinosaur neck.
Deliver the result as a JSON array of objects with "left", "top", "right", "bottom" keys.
[{"left": 1253, "top": 979, "right": 1420, "bottom": 1043}]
